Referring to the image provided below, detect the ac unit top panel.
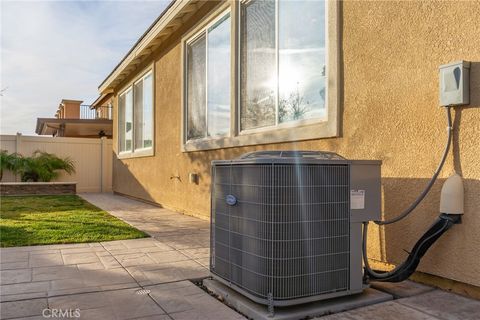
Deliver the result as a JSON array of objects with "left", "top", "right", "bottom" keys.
[{"left": 212, "top": 150, "right": 382, "bottom": 166}]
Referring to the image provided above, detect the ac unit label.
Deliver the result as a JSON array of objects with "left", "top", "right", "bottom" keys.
[{"left": 350, "top": 190, "right": 365, "bottom": 210}]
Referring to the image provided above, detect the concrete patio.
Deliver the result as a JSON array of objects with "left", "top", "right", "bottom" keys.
[
  {"left": 0, "top": 193, "right": 240, "bottom": 320},
  {"left": 1, "top": 193, "right": 479, "bottom": 320}
]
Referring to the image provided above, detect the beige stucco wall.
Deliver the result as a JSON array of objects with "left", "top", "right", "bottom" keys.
[{"left": 111, "top": 1, "right": 480, "bottom": 287}]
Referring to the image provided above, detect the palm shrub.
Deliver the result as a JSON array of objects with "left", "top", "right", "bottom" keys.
[
  {"left": 0, "top": 150, "right": 23, "bottom": 181},
  {"left": 18, "top": 151, "right": 75, "bottom": 182}
]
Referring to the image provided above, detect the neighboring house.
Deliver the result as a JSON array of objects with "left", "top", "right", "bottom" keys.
[
  {"left": 36, "top": 99, "right": 113, "bottom": 138},
  {"left": 93, "top": 1, "right": 480, "bottom": 293}
]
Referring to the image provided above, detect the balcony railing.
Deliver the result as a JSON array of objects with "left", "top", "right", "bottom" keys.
[
  {"left": 80, "top": 105, "right": 112, "bottom": 120},
  {"left": 95, "top": 105, "right": 113, "bottom": 120}
]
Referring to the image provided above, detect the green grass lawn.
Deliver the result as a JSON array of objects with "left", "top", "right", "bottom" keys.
[{"left": 0, "top": 195, "right": 147, "bottom": 247}]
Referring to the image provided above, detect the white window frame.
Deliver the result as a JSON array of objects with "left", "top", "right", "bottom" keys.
[
  {"left": 238, "top": 0, "right": 329, "bottom": 135},
  {"left": 117, "top": 67, "right": 155, "bottom": 159},
  {"left": 118, "top": 88, "right": 132, "bottom": 153},
  {"left": 184, "top": 7, "right": 232, "bottom": 143},
  {"left": 181, "top": 0, "right": 340, "bottom": 152},
  {"left": 133, "top": 71, "right": 154, "bottom": 153}
]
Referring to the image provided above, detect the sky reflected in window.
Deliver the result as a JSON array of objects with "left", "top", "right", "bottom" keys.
[
  {"left": 279, "top": 0, "right": 326, "bottom": 123},
  {"left": 207, "top": 14, "right": 231, "bottom": 137}
]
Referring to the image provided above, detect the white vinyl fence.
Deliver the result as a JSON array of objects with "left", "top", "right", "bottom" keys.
[{"left": 0, "top": 134, "right": 112, "bottom": 192}]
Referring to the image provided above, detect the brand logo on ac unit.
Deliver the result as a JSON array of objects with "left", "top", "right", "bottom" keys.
[{"left": 225, "top": 195, "right": 237, "bottom": 206}]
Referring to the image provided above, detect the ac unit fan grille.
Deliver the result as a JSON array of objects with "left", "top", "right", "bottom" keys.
[{"left": 211, "top": 164, "right": 350, "bottom": 301}]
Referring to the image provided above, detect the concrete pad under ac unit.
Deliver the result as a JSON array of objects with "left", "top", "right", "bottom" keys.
[{"left": 203, "top": 279, "right": 393, "bottom": 320}]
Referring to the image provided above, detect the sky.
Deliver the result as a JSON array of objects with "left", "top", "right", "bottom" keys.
[{"left": 0, "top": 0, "right": 170, "bottom": 135}]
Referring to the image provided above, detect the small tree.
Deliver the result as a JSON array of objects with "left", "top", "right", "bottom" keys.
[
  {"left": 289, "top": 90, "right": 308, "bottom": 121},
  {"left": 278, "top": 88, "right": 308, "bottom": 123},
  {"left": 17, "top": 151, "right": 75, "bottom": 182}
]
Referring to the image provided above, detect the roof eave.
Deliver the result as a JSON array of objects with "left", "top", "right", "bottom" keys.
[
  {"left": 90, "top": 91, "right": 113, "bottom": 109},
  {"left": 36, "top": 118, "right": 50, "bottom": 135},
  {"left": 98, "top": 0, "right": 204, "bottom": 94}
]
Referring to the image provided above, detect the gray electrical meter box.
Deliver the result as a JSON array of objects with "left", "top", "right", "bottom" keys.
[{"left": 439, "top": 60, "right": 470, "bottom": 106}]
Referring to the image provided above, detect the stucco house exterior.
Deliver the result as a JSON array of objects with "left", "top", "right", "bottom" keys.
[{"left": 92, "top": 1, "right": 480, "bottom": 296}]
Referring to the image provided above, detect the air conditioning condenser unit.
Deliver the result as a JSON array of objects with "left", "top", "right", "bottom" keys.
[{"left": 210, "top": 151, "right": 381, "bottom": 306}]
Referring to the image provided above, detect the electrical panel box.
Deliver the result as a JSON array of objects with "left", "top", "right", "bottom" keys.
[{"left": 439, "top": 61, "right": 470, "bottom": 106}]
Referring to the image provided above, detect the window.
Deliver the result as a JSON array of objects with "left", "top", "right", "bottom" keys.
[
  {"left": 240, "top": 0, "right": 326, "bottom": 131},
  {"left": 182, "top": 0, "right": 338, "bottom": 151},
  {"left": 134, "top": 72, "right": 154, "bottom": 150},
  {"left": 186, "top": 11, "right": 231, "bottom": 141},
  {"left": 240, "top": 0, "right": 276, "bottom": 130},
  {"left": 118, "top": 70, "right": 154, "bottom": 157},
  {"left": 118, "top": 88, "right": 133, "bottom": 152}
]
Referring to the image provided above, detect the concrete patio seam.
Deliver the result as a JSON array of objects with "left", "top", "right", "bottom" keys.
[
  {"left": 98, "top": 241, "right": 172, "bottom": 317},
  {"left": 2, "top": 286, "right": 130, "bottom": 303},
  {"left": 395, "top": 296, "right": 450, "bottom": 320},
  {"left": 393, "top": 301, "right": 443, "bottom": 320}
]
